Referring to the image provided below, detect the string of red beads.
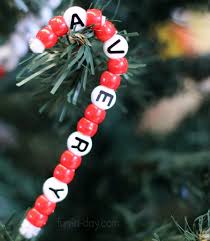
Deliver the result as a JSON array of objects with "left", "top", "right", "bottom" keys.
[
  {"left": 108, "top": 58, "right": 129, "bottom": 74},
  {"left": 48, "top": 16, "right": 69, "bottom": 36},
  {"left": 53, "top": 164, "right": 75, "bottom": 184},
  {"left": 95, "top": 20, "right": 117, "bottom": 42},
  {"left": 87, "top": 9, "right": 103, "bottom": 30},
  {"left": 34, "top": 195, "right": 56, "bottom": 216},
  {"left": 84, "top": 104, "right": 106, "bottom": 124},
  {"left": 36, "top": 26, "right": 58, "bottom": 48},
  {"left": 0, "top": 65, "right": 6, "bottom": 78},
  {"left": 26, "top": 208, "right": 48, "bottom": 228},
  {"left": 100, "top": 71, "right": 122, "bottom": 90},
  {"left": 21, "top": 6, "right": 129, "bottom": 239}
]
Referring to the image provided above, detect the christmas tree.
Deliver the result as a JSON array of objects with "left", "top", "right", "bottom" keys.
[{"left": 0, "top": 0, "right": 209, "bottom": 240}]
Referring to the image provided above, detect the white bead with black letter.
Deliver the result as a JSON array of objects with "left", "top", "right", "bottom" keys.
[
  {"left": 43, "top": 177, "right": 68, "bottom": 203},
  {"left": 103, "top": 34, "right": 128, "bottom": 59},
  {"left": 67, "top": 131, "right": 92, "bottom": 156},
  {"left": 91, "top": 85, "right": 116, "bottom": 110},
  {"left": 63, "top": 6, "right": 87, "bottom": 31}
]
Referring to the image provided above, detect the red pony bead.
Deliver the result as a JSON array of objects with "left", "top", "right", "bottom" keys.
[
  {"left": 34, "top": 195, "right": 56, "bottom": 216},
  {"left": 100, "top": 71, "right": 121, "bottom": 90},
  {"left": 85, "top": 104, "right": 106, "bottom": 124},
  {"left": 53, "top": 164, "right": 75, "bottom": 184},
  {"left": 95, "top": 20, "right": 117, "bottom": 42},
  {"left": 36, "top": 26, "right": 58, "bottom": 48},
  {"left": 77, "top": 117, "right": 98, "bottom": 137},
  {"left": 0, "top": 65, "right": 5, "bottom": 78},
  {"left": 48, "top": 16, "right": 69, "bottom": 36},
  {"left": 87, "top": 9, "right": 103, "bottom": 30},
  {"left": 108, "top": 58, "right": 128, "bottom": 75},
  {"left": 26, "top": 208, "right": 48, "bottom": 227},
  {"left": 60, "top": 150, "right": 81, "bottom": 169}
]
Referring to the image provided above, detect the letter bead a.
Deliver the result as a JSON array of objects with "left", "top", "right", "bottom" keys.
[{"left": 63, "top": 6, "right": 87, "bottom": 31}]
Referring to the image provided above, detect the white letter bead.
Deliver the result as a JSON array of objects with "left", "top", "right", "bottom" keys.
[
  {"left": 91, "top": 86, "right": 116, "bottom": 110},
  {"left": 43, "top": 177, "right": 68, "bottom": 203},
  {"left": 67, "top": 131, "right": 92, "bottom": 156},
  {"left": 29, "top": 38, "right": 45, "bottom": 53},
  {"left": 19, "top": 219, "right": 41, "bottom": 239},
  {"left": 103, "top": 34, "right": 128, "bottom": 59},
  {"left": 63, "top": 6, "right": 87, "bottom": 31}
]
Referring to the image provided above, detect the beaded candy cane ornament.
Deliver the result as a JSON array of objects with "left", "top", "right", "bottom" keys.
[{"left": 19, "top": 6, "right": 128, "bottom": 239}]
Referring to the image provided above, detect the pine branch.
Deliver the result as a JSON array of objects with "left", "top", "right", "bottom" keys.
[
  {"left": 153, "top": 211, "right": 210, "bottom": 241},
  {"left": 0, "top": 214, "right": 27, "bottom": 241},
  {"left": 16, "top": 18, "right": 141, "bottom": 122}
]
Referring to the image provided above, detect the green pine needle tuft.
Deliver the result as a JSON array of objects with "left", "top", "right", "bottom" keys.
[
  {"left": 153, "top": 211, "right": 210, "bottom": 241},
  {"left": 16, "top": 22, "right": 142, "bottom": 122}
]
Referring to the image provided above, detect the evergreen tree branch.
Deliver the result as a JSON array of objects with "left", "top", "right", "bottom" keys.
[{"left": 16, "top": 19, "right": 141, "bottom": 122}]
